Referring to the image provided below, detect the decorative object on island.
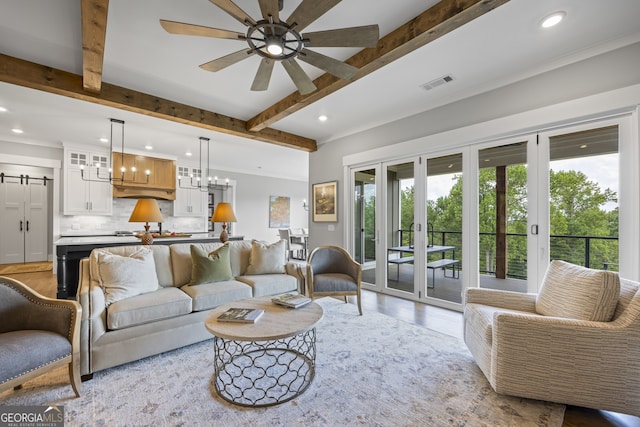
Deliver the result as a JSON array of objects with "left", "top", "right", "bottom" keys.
[
  {"left": 178, "top": 137, "right": 230, "bottom": 191},
  {"left": 211, "top": 202, "right": 237, "bottom": 243},
  {"left": 312, "top": 181, "right": 338, "bottom": 222},
  {"left": 128, "top": 198, "right": 164, "bottom": 245},
  {"left": 80, "top": 118, "right": 150, "bottom": 185}
]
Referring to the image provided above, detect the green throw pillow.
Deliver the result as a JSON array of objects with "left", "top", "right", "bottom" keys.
[{"left": 189, "top": 244, "right": 233, "bottom": 285}]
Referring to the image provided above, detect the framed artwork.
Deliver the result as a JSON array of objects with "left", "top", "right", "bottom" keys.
[
  {"left": 269, "top": 195, "right": 291, "bottom": 228},
  {"left": 312, "top": 181, "right": 338, "bottom": 222}
]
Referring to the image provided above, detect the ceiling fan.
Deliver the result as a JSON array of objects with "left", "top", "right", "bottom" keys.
[{"left": 160, "top": 0, "right": 379, "bottom": 95}]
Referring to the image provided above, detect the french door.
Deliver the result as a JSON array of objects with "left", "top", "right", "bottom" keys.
[{"left": 349, "top": 114, "right": 632, "bottom": 308}]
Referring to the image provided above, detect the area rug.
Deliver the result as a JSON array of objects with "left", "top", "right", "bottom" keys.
[
  {"left": 0, "top": 298, "right": 565, "bottom": 426},
  {"left": 0, "top": 261, "right": 52, "bottom": 274}
]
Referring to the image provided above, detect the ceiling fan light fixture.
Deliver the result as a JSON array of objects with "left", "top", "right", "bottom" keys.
[{"left": 266, "top": 38, "right": 284, "bottom": 56}]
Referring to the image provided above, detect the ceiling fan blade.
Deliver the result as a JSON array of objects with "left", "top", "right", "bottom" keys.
[
  {"left": 258, "top": 0, "right": 280, "bottom": 22},
  {"left": 304, "top": 25, "right": 379, "bottom": 48},
  {"left": 281, "top": 59, "right": 317, "bottom": 95},
  {"left": 286, "top": 0, "right": 341, "bottom": 32},
  {"left": 208, "top": 0, "right": 256, "bottom": 26},
  {"left": 251, "top": 58, "right": 275, "bottom": 91},
  {"left": 160, "top": 20, "right": 244, "bottom": 40},
  {"left": 298, "top": 49, "right": 357, "bottom": 80},
  {"left": 199, "top": 49, "right": 255, "bottom": 72}
]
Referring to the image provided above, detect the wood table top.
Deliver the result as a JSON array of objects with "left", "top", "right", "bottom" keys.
[{"left": 205, "top": 296, "right": 324, "bottom": 341}]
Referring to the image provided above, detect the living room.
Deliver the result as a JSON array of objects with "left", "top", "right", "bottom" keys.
[{"left": 2, "top": 0, "right": 640, "bottom": 425}]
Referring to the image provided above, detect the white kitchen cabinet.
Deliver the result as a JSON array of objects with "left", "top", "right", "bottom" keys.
[
  {"left": 63, "top": 149, "right": 113, "bottom": 215},
  {"left": 173, "top": 166, "right": 207, "bottom": 217}
]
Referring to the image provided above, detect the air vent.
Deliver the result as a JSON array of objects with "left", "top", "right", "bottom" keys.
[{"left": 420, "top": 74, "right": 454, "bottom": 91}]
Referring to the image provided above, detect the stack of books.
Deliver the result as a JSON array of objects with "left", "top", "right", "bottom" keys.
[
  {"left": 272, "top": 293, "right": 312, "bottom": 309},
  {"left": 217, "top": 307, "right": 264, "bottom": 323}
]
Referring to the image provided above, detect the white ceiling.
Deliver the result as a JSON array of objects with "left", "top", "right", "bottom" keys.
[{"left": 1, "top": 0, "right": 640, "bottom": 182}]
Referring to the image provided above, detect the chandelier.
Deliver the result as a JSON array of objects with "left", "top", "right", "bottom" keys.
[
  {"left": 80, "top": 118, "right": 150, "bottom": 185},
  {"left": 178, "top": 137, "right": 229, "bottom": 192}
]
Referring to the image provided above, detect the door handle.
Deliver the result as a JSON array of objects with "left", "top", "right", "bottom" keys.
[
  {"left": 531, "top": 225, "right": 538, "bottom": 235},
  {"left": 26, "top": 220, "right": 29, "bottom": 232},
  {"left": 20, "top": 220, "right": 23, "bottom": 232}
]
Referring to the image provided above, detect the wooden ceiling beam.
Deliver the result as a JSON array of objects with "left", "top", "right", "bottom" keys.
[
  {"left": 247, "top": 0, "right": 510, "bottom": 132},
  {"left": 0, "top": 54, "right": 316, "bottom": 152},
  {"left": 81, "top": 0, "right": 109, "bottom": 93}
]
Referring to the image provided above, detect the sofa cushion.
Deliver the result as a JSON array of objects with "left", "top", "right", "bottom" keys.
[
  {"left": 92, "top": 247, "right": 160, "bottom": 305},
  {"left": 536, "top": 260, "right": 620, "bottom": 321},
  {"left": 107, "top": 287, "right": 193, "bottom": 330},
  {"left": 228, "top": 240, "right": 253, "bottom": 277},
  {"left": 189, "top": 244, "right": 233, "bottom": 285},
  {"left": 181, "top": 281, "right": 252, "bottom": 311},
  {"left": 0, "top": 330, "right": 71, "bottom": 383},
  {"left": 170, "top": 242, "right": 224, "bottom": 286},
  {"left": 236, "top": 274, "right": 298, "bottom": 297},
  {"left": 245, "top": 240, "right": 286, "bottom": 275}
]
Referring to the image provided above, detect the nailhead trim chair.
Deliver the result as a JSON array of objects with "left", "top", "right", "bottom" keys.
[
  {"left": 307, "top": 246, "right": 362, "bottom": 315},
  {"left": 0, "top": 276, "right": 82, "bottom": 397}
]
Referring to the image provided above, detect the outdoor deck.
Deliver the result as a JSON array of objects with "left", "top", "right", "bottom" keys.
[{"left": 362, "top": 264, "right": 527, "bottom": 304}]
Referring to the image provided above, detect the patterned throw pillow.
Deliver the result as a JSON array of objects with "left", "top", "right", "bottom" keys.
[
  {"left": 535, "top": 260, "right": 620, "bottom": 321},
  {"left": 189, "top": 244, "right": 233, "bottom": 285},
  {"left": 93, "top": 247, "right": 160, "bottom": 305},
  {"left": 245, "top": 239, "right": 286, "bottom": 275}
]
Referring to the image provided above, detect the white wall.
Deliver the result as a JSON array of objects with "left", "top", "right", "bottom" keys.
[{"left": 308, "top": 42, "right": 640, "bottom": 251}]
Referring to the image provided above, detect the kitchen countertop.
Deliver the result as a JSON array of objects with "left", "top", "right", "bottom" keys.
[{"left": 55, "top": 233, "right": 232, "bottom": 246}]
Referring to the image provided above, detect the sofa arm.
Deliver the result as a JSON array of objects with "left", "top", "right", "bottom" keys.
[
  {"left": 77, "top": 258, "right": 107, "bottom": 376},
  {"left": 285, "top": 262, "right": 306, "bottom": 295},
  {"left": 490, "top": 311, "right": 640, "bottom": 413},
  {"left": 465, "top": 287, "right": 537, "bottom": 312}
]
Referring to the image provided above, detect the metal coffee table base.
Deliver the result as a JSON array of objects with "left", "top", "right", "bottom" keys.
[{"left": 213, "top": 328, "right": 317, "bottom": 407}]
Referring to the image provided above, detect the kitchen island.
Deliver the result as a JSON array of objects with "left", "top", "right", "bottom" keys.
[{"left": 54, "top": 233, "right": 244, "bottom": 299}]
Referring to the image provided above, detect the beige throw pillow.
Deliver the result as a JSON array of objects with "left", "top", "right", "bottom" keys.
[
  {"left": 94, "top": 247, "right": 160, "bottom": 305},
  {"left": 536, "top": 260, "right": 620, "bottom": 321},
  {"left": 245, "top": 239, "right": 286, "bottom": 275}
]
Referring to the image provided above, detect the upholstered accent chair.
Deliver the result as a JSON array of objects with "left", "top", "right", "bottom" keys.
[
  {"left": 307, "top": 246, "right": 362, "bottom": 315},
  {"left": 0, "top": 276, "right": 81, "bottom": 397},
  {"left": 464, "top": 260, "right": 640, "bottom": 416}
]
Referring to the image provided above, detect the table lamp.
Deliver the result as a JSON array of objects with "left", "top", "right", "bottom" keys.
[
  {"left": 129, "top": 198, "right": 164, "bottom": 245},
  {"left": 211, "top": 202, "right": 237, "bottom": 243}
]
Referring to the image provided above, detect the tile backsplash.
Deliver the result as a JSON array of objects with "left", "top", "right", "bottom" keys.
[{"left": 59, "top": 199, "right": 209, "bottom": 235}]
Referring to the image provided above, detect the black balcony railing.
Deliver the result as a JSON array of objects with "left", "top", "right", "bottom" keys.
[{"left": 396, "top": 229, "right": 619, "bottom": 279}]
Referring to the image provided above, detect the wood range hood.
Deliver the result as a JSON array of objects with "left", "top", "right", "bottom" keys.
[{"left": 111, "top": 152, "right": 176, "bottom": 201}]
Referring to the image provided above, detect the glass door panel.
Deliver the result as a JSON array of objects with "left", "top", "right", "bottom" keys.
[
  {"left": 385, "top": 161, "right": 415, "bottom": 294},
  {"left": 426, "top": 153, "right": 463, "bottom": 303},
  {"left": 478, "top": 141, "right": 528, "bottom": 292},
  {"left": 548, "top": 125, "right": 619, "bottom": 270},
  {"left": 354, "top": 168, "right": 377, "bottom": 286}
]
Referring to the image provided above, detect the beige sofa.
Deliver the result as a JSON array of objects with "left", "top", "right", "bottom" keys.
[
  {"left": 78, "top": 240, "right": 303, "bottom": 378},
  {"left": 464, "top": 260, "right": 640, "bottom": 416}
]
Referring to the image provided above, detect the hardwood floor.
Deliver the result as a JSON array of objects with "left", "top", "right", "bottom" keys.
[{"left": 2, "top": 270, "right": 638, "bottom": 426}]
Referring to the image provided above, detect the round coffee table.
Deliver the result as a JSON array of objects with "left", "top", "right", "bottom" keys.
[{"left": 205, "top": 296, "right": 324, "bottom": 407}]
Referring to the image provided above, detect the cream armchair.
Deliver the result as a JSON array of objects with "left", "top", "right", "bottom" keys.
[{"left": 463, "top": 260, "right": 640, "bottom": 416}]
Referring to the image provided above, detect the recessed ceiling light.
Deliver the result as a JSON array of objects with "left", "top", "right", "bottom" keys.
[
  {"left": 541, "top": 11, "right": 565, "bottom": 28},
  {"left": 185, "top": 152, "right": 192, "bottom": 156},
  {"left": 11, "top": 128, "right": 23, "bottom": 134},
  {"left": 0, "top": 107, "right": 7, "bottom": 112},
  {"left": 318, "top": 115, "right": 328, "bottom": 122},
  {"left": 579, "top": 144, "right": 587, "bottom": 149},
  {"left": 99, "top": 137, "right": 109, "bottom": 143},
  {"left": 145, "top": 145, "right": 153, "bottom": 150}
]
